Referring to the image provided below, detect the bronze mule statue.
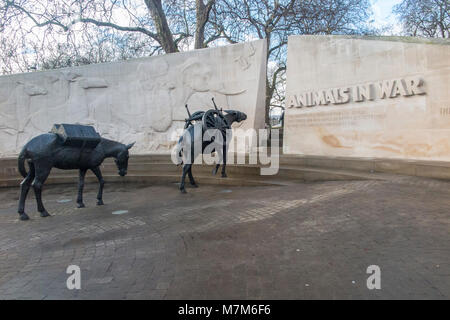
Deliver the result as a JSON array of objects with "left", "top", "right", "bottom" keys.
[
  {"left": 175, "top": 98, "right": 247, "bottom": 193},
  {"left": 17, "top": 124, "right": 134, "bottom": 221}
]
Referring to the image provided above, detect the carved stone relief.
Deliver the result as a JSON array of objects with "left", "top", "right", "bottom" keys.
[{"left": 0, "top": 40, "right": 267, "bottom": 156}]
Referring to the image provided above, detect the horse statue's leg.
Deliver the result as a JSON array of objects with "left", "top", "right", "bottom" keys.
[
  {"left": 187, "top": 165, "right": 198, "bottom": 188},
  {"left": 76, "top": 169, "right": 87, "bottom": 208},
  {"left": 31, "top": 162, "right": 52, "bottom": 217},
  {"left": 221, "top": 137, "right": 227, "bottom": 178},
  {"left": 212, "top": 163, "right": 220, "bottom": 176},
  {"left": 212, "top": 138, "right": 228, "bottom": 178},
  {"left": 212, "top": 146, "right": 222, "bottom": 176},
  {"left": 180, "top": 164, "right": 190, "bottom": 193},
  {"left": 91, "top": 166, "right": 105, "bottom": 205},
  {"left": 17, "top": 161, "right": 35, "bottom": 221}
]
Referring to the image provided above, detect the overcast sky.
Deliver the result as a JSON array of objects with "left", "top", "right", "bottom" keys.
[{"left": 371, "top": 0, "right": 403, "bottom": 34}]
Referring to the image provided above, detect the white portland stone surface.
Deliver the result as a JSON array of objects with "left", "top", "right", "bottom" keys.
[
  {"left": 284, "top": 35, "right": 450, "bottom": 161},
  {"left": 0, "top": 40, "right": 267, "bottom": 157}
]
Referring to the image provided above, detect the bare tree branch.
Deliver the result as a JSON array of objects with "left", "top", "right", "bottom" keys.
[{"left": 394, "top": 0, "right": 449, "bottom": 38}]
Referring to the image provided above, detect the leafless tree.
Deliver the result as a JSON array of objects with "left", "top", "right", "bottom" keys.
[
  {"left": 0, "top": 0, "right": 217, "bottom": 72},
  {"left": 1, "top": 0, "right": 192, "bottom": 52},
  {"left": 195, "top": 0, "right": 215, "bottom": 48},
  {"left": 393, "top": 0, "right": 449, "bottom": 38}
]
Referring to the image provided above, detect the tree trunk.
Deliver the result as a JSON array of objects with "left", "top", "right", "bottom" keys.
[
  {"left": 145, "top": 0, "right": 178, "bottom": 53},
  {"left": 265, "top": 37, "right": 271, "bottom": 127},
  {"left": 265, "top": 78, "right": 273, "bottom": 127},
  {"left": 195, "top": 0, "right": 214, "bottom": 49}
]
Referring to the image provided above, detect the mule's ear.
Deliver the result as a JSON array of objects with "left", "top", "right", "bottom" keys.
[{"left": 126, "top": 142, "right": 135, "bottom": 150}]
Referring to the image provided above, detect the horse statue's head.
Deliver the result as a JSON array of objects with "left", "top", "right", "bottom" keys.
[
  {"left": 224, "top": 110, "right": 247, "bottom": 124},
  {"left": 115, "top": 142, "right": 135, "bottom": 176}
]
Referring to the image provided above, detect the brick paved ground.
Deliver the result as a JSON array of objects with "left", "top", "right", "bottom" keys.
[{"left": 0, "top": 176, "right": 449, "bottom": 299}]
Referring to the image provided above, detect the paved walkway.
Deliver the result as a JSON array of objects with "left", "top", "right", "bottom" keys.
[{"left": 0, "top": 176, "right": 449, "bottom": 299}]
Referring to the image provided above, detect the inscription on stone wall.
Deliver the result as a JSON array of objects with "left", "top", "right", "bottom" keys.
[
  {"left": 288, "top": 76, "right": 426, "bottom": 108},
  {"left": 288, "top": 108, "right": 387, "bottom": 127},
  {"left": 284, "top": 36, "right": 450, "bottom": 161}
]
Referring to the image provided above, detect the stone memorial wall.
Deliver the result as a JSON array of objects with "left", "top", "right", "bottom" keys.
[
  {"left": 0, "top": 40, "right": 267, "bottom": 157},
  {"left": 284, "top": 35, "right": 450, "bottom": 161}
]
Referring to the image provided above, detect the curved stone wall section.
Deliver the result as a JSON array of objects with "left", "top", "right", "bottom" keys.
[
  {"left": 0, "top": 40, "right": 267, "bottom": 157},
  {"left": 284, "top": 35, "right": 450, "bottom": 161}
]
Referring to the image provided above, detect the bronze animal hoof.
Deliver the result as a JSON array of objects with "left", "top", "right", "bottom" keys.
[
  {"left": 77, "top": 202, "right": 85, "bottom": 208},
  {"left": 19, "top": 213, "right": 30, "bottom": 221},
  {"left": 97, "top": 200, "right": 104, "bottom": 206},
  {"left": 40, "top": 211, "right": 51, "bottom": 217}
]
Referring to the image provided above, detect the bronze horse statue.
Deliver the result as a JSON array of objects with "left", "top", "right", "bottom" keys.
[
  {"left": 17, "top": 125, "right": 134, "bottom": 221},
  {"left": 175, "top": 99, "right": 247, "bottom": 193}
]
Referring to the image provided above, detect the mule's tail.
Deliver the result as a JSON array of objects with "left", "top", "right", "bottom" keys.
[{"left": 18, "top": 147, "right": 28, "bottom": 178}]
